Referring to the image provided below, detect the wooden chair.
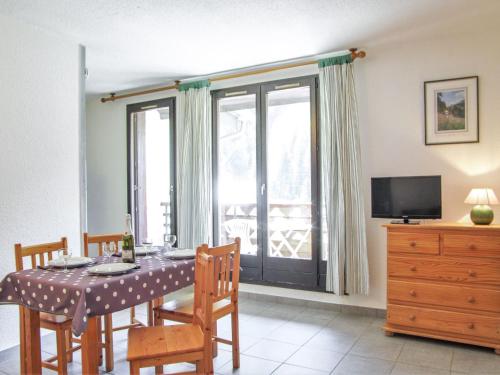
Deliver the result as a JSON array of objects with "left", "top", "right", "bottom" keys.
[
  {"left": 83, "top": 232, "right": 158, "bottom": 372},
  {"left": 128, "top": 245, "right": 215, "bottom": 374},
  {"left": 154, "top": 238, "right": 241, "bottom": 369},
  {"left": 15, "top": 237, "right": 81, "bottom": 375}
]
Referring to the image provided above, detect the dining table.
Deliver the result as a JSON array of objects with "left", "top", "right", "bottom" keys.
[{"left": 0, "top": 251, "right": 195, "bottom": 374}]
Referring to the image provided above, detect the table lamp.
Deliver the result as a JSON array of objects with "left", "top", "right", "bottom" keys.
[{"left": 464, "top": 188, "right": 498, "bottom": 225}]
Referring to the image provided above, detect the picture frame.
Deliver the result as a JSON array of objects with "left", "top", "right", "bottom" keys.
[{"left": 424, "top": 76, "right": 478, "bottom": 145}]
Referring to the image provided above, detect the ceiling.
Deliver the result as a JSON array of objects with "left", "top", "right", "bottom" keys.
[{"left": 1, "top": 0, "right": 498, "bottom": 94}]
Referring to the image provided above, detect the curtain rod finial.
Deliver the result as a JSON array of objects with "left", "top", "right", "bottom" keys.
[
  {"left": 100, "top": 92, "right": 116, "bottom": 103},
  {"left": 349, "top": 48, "right": 366, "bottom": 60}
]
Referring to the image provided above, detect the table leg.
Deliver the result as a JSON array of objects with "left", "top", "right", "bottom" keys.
[
  {"left": 24, "top": 307, "right": 41, "bottom": 374},
  {"left": 81, "top": 316, "right": 99, "bottom": 374},
  {"left": 19, "top": 306, "right": 26, "bottom": 374}
]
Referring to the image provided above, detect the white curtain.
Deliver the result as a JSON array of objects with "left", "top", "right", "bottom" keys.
[
  {"left": 319, "top": 57, "right": 369, "bottom": 295},
  {"left": 177, "top": 83, "right": 212, "bottom": 249}
]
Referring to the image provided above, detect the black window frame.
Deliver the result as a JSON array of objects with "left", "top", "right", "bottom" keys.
[{"left": 126, "top": 97, "right": 177, "bottom": 244}]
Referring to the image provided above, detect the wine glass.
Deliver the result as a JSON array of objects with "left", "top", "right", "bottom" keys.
[
  {"left": 142, "top": 238, "right": 153, "bottom": 259},
  {"left": 103, "top": 243, "right": 113, "bottom": 264},
  {"left": 57, "top": 248, "right": 66, "bottom": 271},
  {"left": 164, "top": 234, "right": 177, "bottom": 254}
]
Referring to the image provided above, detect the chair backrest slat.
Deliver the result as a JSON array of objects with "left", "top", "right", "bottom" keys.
[
  {"left": 203, "top": 238, "right": 241, "bottom": 303},
  {"left": 83, "top": 233, "right": 122, "bottom": 257},
  {"left": 15, "top": 237, "right": 68, "bottom": 271}
]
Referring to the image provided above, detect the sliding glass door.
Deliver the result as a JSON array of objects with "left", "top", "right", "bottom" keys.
[
  {"left": 213, "top": 77, "right": 319, "bottom": 288},
  {"left": 127, "top": 98, "right": 176, "bottom": 246}
]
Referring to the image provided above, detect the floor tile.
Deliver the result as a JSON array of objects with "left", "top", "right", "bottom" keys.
[
  {"left": 266, "top": 321, "right": 322, "bottom": 345},
  {"left": 350, "top": 332, "right": 405, "bottom": 361},
  {"left": 451, "top": 346, "right": 500, "bottom": 374},
  {"left": 285, "top": 346, "right": 344, "bottom": 372},
  {"left": 218, "top": 334, "right": 261, "bottom": 354},
  {"left": 214, "top": 349, "right": 234, "bottom": 370},
  {"left": 243, "top": 338, "right": 300, "bottom": 362},
  {"left": 332, "top": 354, "right": 395, "bottom": 375},
  {"left": 391, "top": 363, "right": 451, "bottom": 375},
  {"left": 304, "top": 327, "right": 359, "bottom": 354},
  {"left": 217, "top": 354, "right": 281, "bottom": 375},
  {"left": 398, "top": 340, "right": 453, "bottom": 370},
  {"left": 272, "top": 363, "right": 329, "bottom": 375}
]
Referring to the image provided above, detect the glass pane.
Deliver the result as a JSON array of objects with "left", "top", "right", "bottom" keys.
[
  {"left": 217, "top": 94, "right": 258, "bottom": 255},
  {"left": 266, "top": 86, "right": 312, "bottom": 259},
  {"left": 134, "top": 107, "right": 172, "bottom": 245}
]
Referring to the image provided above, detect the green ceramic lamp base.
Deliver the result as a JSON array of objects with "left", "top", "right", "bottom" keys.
[{"left": 470, "top": 204, "right": 494, "bottom": 225}]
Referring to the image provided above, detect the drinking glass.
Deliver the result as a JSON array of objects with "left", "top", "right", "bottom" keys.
[
  {"left": 164, "top": 234, "right": 177, "bottom": 254},
  {"left": 142, "top": 238, "right": 153, "bottom": 259},
  {"left": 61, "top": 248, "right": 72, "bottom": 273}
]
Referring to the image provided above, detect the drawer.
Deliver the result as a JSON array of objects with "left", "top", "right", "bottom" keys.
[
  {"left": 443, "top": 234, "right": 500, "bottom": 259},
  {"left": 388, "top": 256, "right": 500, "bottom": 286},
  {"left": 387, "top": 303, "right": 500, "bottom": 342},
  {"left": 388, "top": 280, "right": 500, "bottom": 313},
  {"left": 388, "top": 232, "right": 439, "bottom": 255}
]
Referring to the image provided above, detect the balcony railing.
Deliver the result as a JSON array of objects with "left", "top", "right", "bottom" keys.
[{"left": 219, "top": 202, "right": 312, "bottom": 259}]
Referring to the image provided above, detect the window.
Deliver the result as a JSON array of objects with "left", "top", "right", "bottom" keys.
[
  {"left": 212, "top": 77, "right": 321, "bottom": 288},
  {"left": 127, "top": 98, "right": 176, "bottom": 245}
]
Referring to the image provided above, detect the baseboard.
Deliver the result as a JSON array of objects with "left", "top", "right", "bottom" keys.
[{"left": 239, "top": 290, "right": 387, "bottom": 318}]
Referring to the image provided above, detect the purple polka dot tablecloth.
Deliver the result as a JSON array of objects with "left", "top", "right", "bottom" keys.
[{"left": 0, "top": 255, "right": 195, "bottom": 336}]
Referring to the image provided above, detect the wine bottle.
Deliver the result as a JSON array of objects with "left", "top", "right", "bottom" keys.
[{"left": 122, "top": 214, "right": 136, "bottom": 263}]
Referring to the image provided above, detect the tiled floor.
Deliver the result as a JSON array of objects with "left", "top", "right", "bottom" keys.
[{"left": 0, "top": 295, "right": 499, "bottom": 374}]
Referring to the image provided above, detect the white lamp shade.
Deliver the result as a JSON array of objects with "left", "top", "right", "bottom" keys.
[{"left": 464, "top": 188, "right": 499, "bottom": 205}]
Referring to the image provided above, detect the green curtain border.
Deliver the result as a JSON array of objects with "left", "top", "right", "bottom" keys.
[
  {"left": 318, "top": 54, "right": 352, "bottom": 68},
  {"left": 178, "top": 79, "right": 211, "bottom": 92}
]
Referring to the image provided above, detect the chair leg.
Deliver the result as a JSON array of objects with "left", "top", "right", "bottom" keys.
[
  {"left": 65, "top": 329, "right": 73, "bottom": 363},
  {"left": 147, "top": 301, "right": 154, "bottom": 326},
  {"left": 56, "top": 327, "right": 68, "bottom": 375},
  {"left": 153, "top": 308, "right": 162, "bottom": 327},
  {"left": 130, "top": 360, "right": 140, "bottom": 375},
  {"left": 130, "top": 306, "right": 135, "bottom": 324},
  {"left": 97, "top": 316, "right": 103, "bottom": 366},
  {"left": 196, "top": 360, "right": 204, "bottom": 374},
  {"left": 231, "top": 307, "right": 240, "bottom": 368},
  {"left": 212, "top": 321, "right": 218, "bottom": 357},
  {"left": 104, "top": 314, "right": 114, "bottom": 372}
]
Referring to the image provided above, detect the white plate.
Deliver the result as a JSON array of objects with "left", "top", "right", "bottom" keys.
[
  {"left": 167, "top": 248, "right": 196, "bottom": 259},
  {"left": 49, "top": 257, "right": 93, "bottom": 268},
  {"left": 88, "top": 262, "right": 137, "bottom": 275},
  {"left": 135, "top": 246, "right": 157, "bottom": 256}
]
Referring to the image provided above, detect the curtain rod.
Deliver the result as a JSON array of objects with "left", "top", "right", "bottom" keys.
[{"left": 100, "top": 48, "right": 366, "bottom": 103}]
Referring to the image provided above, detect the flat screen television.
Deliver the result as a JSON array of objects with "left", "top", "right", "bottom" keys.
[{"left": 371, "top": 175, "right": 442, "bottom": 223}]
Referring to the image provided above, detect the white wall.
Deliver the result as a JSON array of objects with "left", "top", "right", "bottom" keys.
[
  {"left": 86, "top": 15, "right": 500, "bottom": 310},
  {"left": 0, "top": 15, "right": 84, "bottom": 350}
]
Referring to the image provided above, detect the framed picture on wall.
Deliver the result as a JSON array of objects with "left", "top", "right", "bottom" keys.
[{"left": 424, "top": 76, "right": 478, "bottom": 145}]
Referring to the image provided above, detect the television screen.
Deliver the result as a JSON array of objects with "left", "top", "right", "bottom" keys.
[{"left": 371, "top": 175, "right": 442, "bottom": 219}]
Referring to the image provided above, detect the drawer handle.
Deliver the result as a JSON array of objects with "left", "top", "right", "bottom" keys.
[
  {"left": 467, "top": 296, "right": 476, "bottom": 303},
  {"left": 409, "top": 290, "right": 417, "bottom": 297},
  {"left": 409, "top": 241, "right": 417, "bottom": 247},
  {"left": 409, "top": 315, "right": 416, "bottom": 321},
  {"left": 468, "top": 323, "right": 475, "bottom": 329},
  {"left": 468, "top": 270, "right": 477, "bottom": 277},
  {"left": 468, "top": 244, "right": 476, "bottom": 250},
  {"left": 410, "top": 266, "right": 417, "bottom": 272}
]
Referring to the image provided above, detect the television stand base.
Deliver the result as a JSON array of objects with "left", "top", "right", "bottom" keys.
[{"left": 390, "top": 219, "right": 421, "bottom": 225}]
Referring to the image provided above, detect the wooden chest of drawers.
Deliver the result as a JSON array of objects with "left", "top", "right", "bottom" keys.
[{"left": 384, "top": 223, "right": 500, "bottom": 354}]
